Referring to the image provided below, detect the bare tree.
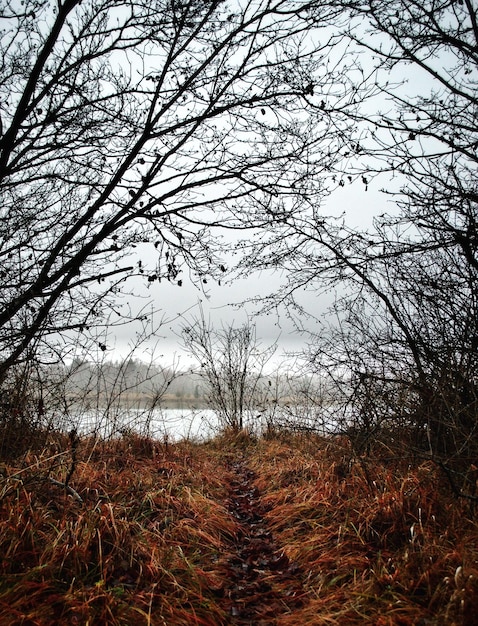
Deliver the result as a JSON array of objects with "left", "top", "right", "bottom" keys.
[
  {"left": 182, "top": 311, "right": 275, "bottom": 430},
  {"left": 341, "top": 0, "right": 477, "bottom": 255},
  {"left": 239, "top": 1, "right": 478, "bottom": 475},
  {"left": 325, "top": 1, "right": 478, "bottom": 466},
  {"left": 0, "top": 0, "right": 357, "bottom": 381}
]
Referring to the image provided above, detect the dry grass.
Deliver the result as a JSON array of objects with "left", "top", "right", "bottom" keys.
[
  {"left": 0, "top": 430, "right": 477, "bottom": 624},
  {"left": 247, "top": 434, "right": 478, "bottom": 625},
  {"left": 0, "top": 433, "right": 237, "bottom": 625}
]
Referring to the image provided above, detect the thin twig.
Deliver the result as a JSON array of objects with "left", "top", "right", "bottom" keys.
[{"left": 48, "top": 477, "right": 83, "bottom": 503}]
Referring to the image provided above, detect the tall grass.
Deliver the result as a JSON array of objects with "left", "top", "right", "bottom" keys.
[
  {"left": 0, "top": 434, "right": 237, "bottom": 625},
  {"left": 0, "top": 430, "right": 477, "bottom": 624},
  {"left": 247, "top": 434, "right": 478, "bottom": 625}
]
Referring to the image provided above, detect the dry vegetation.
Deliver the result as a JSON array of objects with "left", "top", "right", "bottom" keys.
[{"left": 0, "top": 430, "right": 477, "bottom": 625}]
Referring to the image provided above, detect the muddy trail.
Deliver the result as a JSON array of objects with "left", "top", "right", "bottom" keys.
[{"left": 219, "top": 455, "right": 307, "bottom": 625}]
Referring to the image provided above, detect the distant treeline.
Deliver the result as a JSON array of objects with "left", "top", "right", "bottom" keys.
[{"left": 41, "top": 357, "right": 333, "bottom": 411}]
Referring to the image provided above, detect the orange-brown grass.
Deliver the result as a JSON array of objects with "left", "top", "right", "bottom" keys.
[
  {"left": 0, "top": 433, "right": 238, "bottom": 625},
  {"left": 247, "top": 433, "right": 478, "bottom": 625},
  {"left": 1, "top": 430, "right": 477, "bottom": 625}
]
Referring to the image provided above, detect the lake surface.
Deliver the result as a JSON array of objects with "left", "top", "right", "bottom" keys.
[
  {"left": 62, "top": 404, "right": 340, "bottom": 441},
  {"left": 64, "top": 407, "right": 220, "bottom": 441}
]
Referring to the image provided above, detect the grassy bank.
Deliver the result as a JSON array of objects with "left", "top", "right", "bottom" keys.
[{"left": 0, "top": 431, "right": 477, "bottom": 624}]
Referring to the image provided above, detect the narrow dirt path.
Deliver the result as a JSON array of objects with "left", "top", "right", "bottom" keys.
[{"left": 220, "top": 454, "right": 306, "bottom": 625}]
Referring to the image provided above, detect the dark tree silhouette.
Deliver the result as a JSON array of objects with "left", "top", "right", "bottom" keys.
[
  {"left": 241, "top": 0, "right": 478, "bottom": 473},
  {"left": 0, "top": 0, "right": 354, "bottom": 379},
  {"left": 181, "top": 310, "right": 274, "bottom": 431}
]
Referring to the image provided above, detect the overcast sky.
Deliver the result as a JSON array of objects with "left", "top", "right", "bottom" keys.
[
  {"left": 99, "top": 17, "right": 436, "bottom": 369},
  {"left": 106, "top": 178, "right": 387, "bottom": 368}
]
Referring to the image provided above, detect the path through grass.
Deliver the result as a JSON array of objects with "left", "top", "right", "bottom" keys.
[{"left": 0, "top": 430, "right": 477, "bottom": 624}]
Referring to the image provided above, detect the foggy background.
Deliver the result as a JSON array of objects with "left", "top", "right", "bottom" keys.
[{"left": 105, "top": 180, "right": 383, "bottom": 368}]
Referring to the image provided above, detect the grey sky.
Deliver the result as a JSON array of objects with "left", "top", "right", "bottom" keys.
[{"left": 106, "top": 178, "right": 386, "bottom": 367}]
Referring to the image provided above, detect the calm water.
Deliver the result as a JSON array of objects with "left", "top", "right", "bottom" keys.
[
  {"left": 60, "top": 404, "right": 339, "bottom": 441},
  {"left": 63, "top": 407, "right": 221, "bottom": 441}
]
